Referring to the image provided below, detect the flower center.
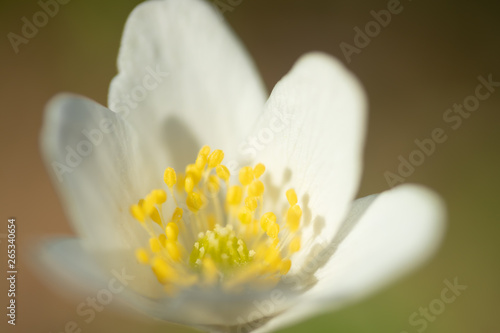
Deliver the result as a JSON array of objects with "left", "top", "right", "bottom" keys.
[
  {"left": 130, "top": 146, "right": 303, "bottom": 294},
  {"left": 189, "top": 224, "right": 254, "bottom": 272}
]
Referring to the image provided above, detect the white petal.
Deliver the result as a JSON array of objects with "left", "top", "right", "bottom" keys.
[
  {"left": 34, "top": 238, "right": 162, "bottom": 314},
  {"left": 40, "top": 94, "right": 157, "bottom": 250},
  {"left": 252, "top": 184, "right": 446, "bottom": 333},
  {"left": 108, "top": 0, "right": 267, "bottom": 170},
  {"left": 244, "top": 52, "right": 367, "bottom": 265},
  {"left": 35, "top": 238, "right": 114, "bottom": 296}
]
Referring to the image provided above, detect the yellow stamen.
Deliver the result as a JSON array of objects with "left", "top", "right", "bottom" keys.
[
  {"left": 143, "top": 193, "right": 156, "bottom": 216},
  {"left": 267, "top": 223, "right": 279, "bottom": 239},
  {"left": 280, "top": 259, "right": 291, "bottom": 275},
  {"left": 176, "top": 173, "right": 185, "bottom": 192},
  {"left": 202, "top": 258, "right": 218, "bottom": 285},
  {"left": 289, "top": 236, "right": 301, "bottom": 253},
  {"left": 164, "top": 168, "right": 177, "bottom": 188},
  {"left": 207, "top": 214, "right": 216, "bottom": 230},
  {"left": 286, "top": 189, "right": 298, "bottom": 206},
  {"left": 153, "top": 189, "right": 167, "bottom": 204},
  {"left": 238, "top": 207, "right": 253, "bottom": 225},
  {"left": 135, "top": 248, "right": 149, "bottom": 264},
  {"left": 166, "top": 222, "right": 179, "bottom": 241},
  {"left": 216, "top": 165, "right": 230, "bottom": 182},
  {"left": 207, "top": 149, "right": 224, "bottom": 168},
  {"left": 152, "top": 257, "right": 176, "bottom": 284},
  {"left": 199, "top": 145, "right": 211, "bottom": 157},
  {"left": 166, "top": 241, "right": 181, "bottom": 262},
  {"left": 159, "top": 234, "right": 167, "bottom": 247},
  {"left": 239, "top": 166, "right": 254, "bottom": 186},
  {"left": 195, "top": 153, "right": 207, "bottom": 170},
  {"left": 207, "top": 175, "right": 220, "bottom": 193},
  {"left": 260, "top": 212, "right": 276, "bottom": 232},
  {"left": 226, "top": 185, "right": 243, "bottom": 206},
  {"left": 185, "top": 164, "right": 202, "bottom": 184},
  {"left": 187, "top": 192, "right": 203, "bottom": 212},
  {"left": 130, "top": 204, "right": 145, "bottom": 222},
  {"left": 253, "top": 163, "right": 266, "bottom": 178},
  {"left": 171, "top": 207, "right": 183, "bottom": 222},
  {"left": 150, "top": 207, "right": 162, "bottom": 226},
  {"left": 185, "top": 176, "right": 195, "bottom": 193},
  {"left": 129, "top": 147, "right": 304, "bottom": 294},
  {"left": 245, "top": 196, "right": 258, "bottom": 211},
  {"left": 149, "top": 237, "right": 161, "bottom": 253},
  {"left": 248, "top": 180, "right": 264, "bottom": 197},
  {"left": 286, "top": 205, "right": 302, "bottom": 232}
]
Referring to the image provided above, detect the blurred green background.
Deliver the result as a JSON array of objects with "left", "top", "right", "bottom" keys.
[{"left": 1, "top": 0, "right": 499, "bottom": 332}]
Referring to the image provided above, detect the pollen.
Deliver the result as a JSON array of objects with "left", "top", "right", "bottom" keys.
[
  {"left": 129, "top": 146, "right": 304, "bottom": 293},
  {"left": 149, "top": 237, "right": 161, "bottom": 253},
  {"left": 164, "top": 167, "right": 177, "bottom": 188},
  {"left": 248, "top": 180, "right": 264, "bottom": 196},
  {"left": 289, "top": 236, "right": 301, "bottom": 253},
  {"left": 171, "top": 207, "right": 183, "bottom": 222},
  {"left": 207, "top": 149, "right": 224, "bottom": 168},
  {"left": 286, "top": 189, "right": 298, "bottom": 206},
  {"left": 166, "top": 222, "right": 179, "bottom": 241},
  {"left": 260, "top": 212, "right": 276, "bottom": 232},
  {"left": 187, "top": 192, "right": 203, "bottom": 212},
  {"left": 239, "top": 166, "right": 254, "bottom": 186},
  {"left": 245, "top": 196, "right": 258, "bottom": 211},
  {"left": 286, "top": 204, "right": 303, "bottom": 232},
  {"left": 135, "top": 248, "right": 149, "bottom": 264},
  {"left": 253, "top": 163, "right": 265, "bottom": 178},
  {"left": 150, "top": 208, "right": 162, "bottom": 226},
  {"left": 226, "top": 186, "right": 243, "bottom": 206},
  {"left": 130, "top": 204, "right": 145, "bottom": 222},
  {"left": 216, "top": 165, "right": 230, "bottom": 182},
  {"left": 207, "top": 175, "right": 220, "bottom": 193},
  {"left": 153, "top": 189, "right": 167, "bottom": 204},
  {"left": 185, "top": 176, "right": 195, "bottom": 193}
]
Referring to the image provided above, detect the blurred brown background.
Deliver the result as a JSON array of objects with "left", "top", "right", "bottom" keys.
[{"left": 1, "top": 0, "right": 499, "bottom": 332}]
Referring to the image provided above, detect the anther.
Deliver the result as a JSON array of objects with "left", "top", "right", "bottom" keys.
[
  {"left": 207, "top": 175, "right": 220, "bottom": 193},
  {"left": 260, "top": 212, "right": 276, "bottom": 232},
  {"left": 166, "top": 222, "right": 179, "bottom": 241},
  {"left": 226, "top": 186, "right": 243, "bottom": 206},
  {"left": 187, "top": 192, "right": 203, "bottom": 212},
  {"left": 286, "top": 189, "right": 298, "bottom": 206},
  {"left": 239, "top": 166, "right": 254, "bottom": 186},
  {"left": 248, "top": 180, "right": 264, "bottom": 197},
  {"left": 267, "top": 223, "right": 279, "bottom": 239},
  {"left": 207, "top": 149, "right": 224, "bottom": 168},
  {"left": 164, "top": 168, "right": 177, "bottom": 188},
  {"left": 253, "top": 163, "right": 266, "bottom": 178},
  {"left": 130, "top": 204, "right": 145, "bottom": 222},
  {"left": 152, "top": 189, "right": 167, "bottom": 204},
  {"left": 289, "top": 236, "right": 301, "bottom": 253},
  {"left": 280, "top": 259, "right": 291, "bottom": 275},
  {"left": 186, "top": 164, "right": 202, "bottom": 183},
  {"left": 238, "top": 207, "right": 253, "bottom": 225},
  {"left": 149, "top": 237, "right": 161, "bottom": 253},
  {"left": 166, "top": 241, "right": 181, "bottom": 262},
  {"left": 199, "top": 145, "right": 211, "bottom": 158},
  {"left": 150, "top": 208, "right": 162, "bottom": 225},
  {"left": 185, "top": 176, "right": 195, "bottom": 193},
  {"left": 135, "top": 248, "right": 149, "bottom": 264},
  {"left": 171, "top": 207, "right": 183, "bottom": 222},
  {"left": 216, "top": 165, "right": 230, "bottom": 182},
  {"left": 286, "top": 205, "right": 302, "bottom": 231},
  {"left": 245, "top": 196, "right": 258, "bottom": 211}
]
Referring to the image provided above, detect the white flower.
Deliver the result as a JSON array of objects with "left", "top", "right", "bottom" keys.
[{"left": 38, "top": 0, "right": 446, "bottom": 332}]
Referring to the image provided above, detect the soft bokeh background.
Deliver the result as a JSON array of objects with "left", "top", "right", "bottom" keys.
[{"left": 1, "top": 0, "right": 499, "bottom": 332}]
